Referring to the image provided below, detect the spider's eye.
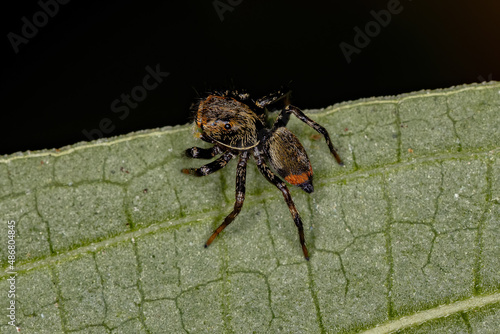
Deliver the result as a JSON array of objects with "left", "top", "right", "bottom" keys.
[{"left": 224, "top": 123, "right": 231, "bottom": 130}]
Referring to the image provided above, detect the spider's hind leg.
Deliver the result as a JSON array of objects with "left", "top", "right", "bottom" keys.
[
  {"left": 253, "top": 148, "right": 310, "bottom": 260},
  {"left": 278, "top": 105, "right": 343, "bottom": 166}
]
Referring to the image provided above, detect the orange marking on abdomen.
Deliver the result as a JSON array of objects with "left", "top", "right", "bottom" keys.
[{"left": 285, "top": 171, "right": 312, "bottom": 185}]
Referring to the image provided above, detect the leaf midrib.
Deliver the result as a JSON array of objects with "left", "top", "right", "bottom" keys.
[{"left": 361, "top": 292, "right": 500, "bottom": 333}]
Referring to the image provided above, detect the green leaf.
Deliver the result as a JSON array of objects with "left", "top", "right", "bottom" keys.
[{"left": 1, "top": 82, "right": 499, "bottom": 333}]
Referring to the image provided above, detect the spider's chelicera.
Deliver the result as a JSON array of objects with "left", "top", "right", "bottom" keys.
[{"left": 182, "top": 90, "right": 343, "bottom": 260}]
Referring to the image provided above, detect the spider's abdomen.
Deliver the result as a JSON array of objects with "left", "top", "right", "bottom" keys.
[
  {"left": 197, "top": 95, "right": 262, "bottom": 149},
  {"left": 263, "top": 127, "right": 314, "bottom": 193}
]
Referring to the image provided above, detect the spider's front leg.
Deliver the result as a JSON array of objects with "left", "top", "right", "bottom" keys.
[
  {"left": 274, "top": 105, "right": 343, "bottom": 166},
  {"left": 182, "top": 151, "right": 234, "bottom": 176},
  {"left": 184, "top": 145, "right": 224, "bottom": 159},
  {"left": 205, "top": 151, "right": 249, "bottom": 247},
  {"left": 253, "top": 148, "right": 310, "bottom": 260}
]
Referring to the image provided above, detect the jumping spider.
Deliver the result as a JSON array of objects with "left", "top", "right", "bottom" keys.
[{"left": 182, "top": 90, "right": 343, "bottom": 260}]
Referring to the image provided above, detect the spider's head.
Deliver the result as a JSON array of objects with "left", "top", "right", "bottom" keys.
[{"left": 196, "top": 95, "right": 262, "bottom": 149}]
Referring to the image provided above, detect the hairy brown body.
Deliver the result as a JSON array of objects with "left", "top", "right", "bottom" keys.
[{"left": 182, "top": 89, "right": 343, "bottom": 260}]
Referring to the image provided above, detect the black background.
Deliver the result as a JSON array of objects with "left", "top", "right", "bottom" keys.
[{"left": 2, "top": 0, "right": 499, "bottom": 155}]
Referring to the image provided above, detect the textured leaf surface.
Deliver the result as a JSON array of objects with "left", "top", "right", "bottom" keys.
[{"left": 1, "top": 82, "right": 499, "bottom": 333}]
